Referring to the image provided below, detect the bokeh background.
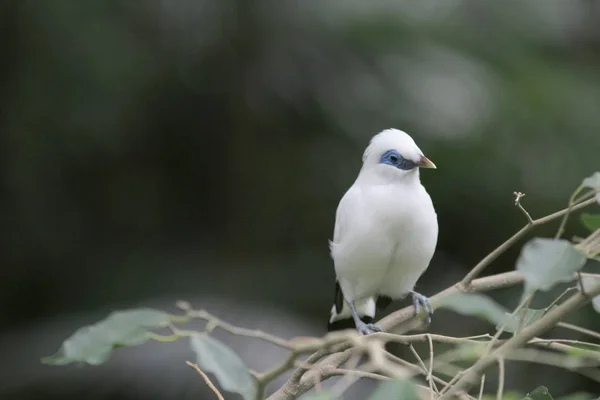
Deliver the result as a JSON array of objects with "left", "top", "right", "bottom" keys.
[{"left": 1, "top": 0, "right": 600, "bottom": 399}]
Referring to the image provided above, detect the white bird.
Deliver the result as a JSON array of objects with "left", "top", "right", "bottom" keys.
[{"left": 327, "top": 128, "right": 438, "bottom": 335}]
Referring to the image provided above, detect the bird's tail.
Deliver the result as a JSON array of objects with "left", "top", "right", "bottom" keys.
[
  {"left": 327, "top": 296, "right": 376, "bottom": 332},
  {"left": 327, "top": 280, "right": 377, "bottom": 331},
  {"left": 327, "top": 281, "right": 395, "bottom": 331}
]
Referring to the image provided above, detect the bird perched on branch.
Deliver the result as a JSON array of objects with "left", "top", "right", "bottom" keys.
[{"left": 327, "top": 128, "right": 438, "bottom": 335}]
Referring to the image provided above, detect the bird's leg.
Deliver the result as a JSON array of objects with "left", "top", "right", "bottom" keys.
[
  {"left": 348, "top": 301, "right": 383, "bottom": 335},
  {"left": 410, "top": 290, "right": 433, "bottom": 325}
]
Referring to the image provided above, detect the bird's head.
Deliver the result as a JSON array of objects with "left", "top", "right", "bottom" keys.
[{"left": 361, "top": 128, "right": 436, "bottom": 179}]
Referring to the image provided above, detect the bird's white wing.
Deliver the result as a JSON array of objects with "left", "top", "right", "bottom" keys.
[{"left": 331, "top": 184, "right": 362, "bottom": 249}]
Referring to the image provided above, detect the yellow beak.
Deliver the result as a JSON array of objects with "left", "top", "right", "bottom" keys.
[{"left": 417, "top": 156, "right": 437, "bottom": 169}]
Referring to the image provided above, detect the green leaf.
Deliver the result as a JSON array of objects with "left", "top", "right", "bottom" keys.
[
  {"left": 566, "top": 342, "right": 600, "bottom": 358},
  {"left": 496, "top": 307, "right": 547, "bottom": 333},
  {"left": 523, "top": 386, "right": 554, "bottom": 400},
  {"left": 516, "top": 238, "right": 586, "bottom": 294},
  {"left": 581, "top": 213, "right": 600, "bottom": 232},
  {"left": 190, "top": 333, "right": 257, "bottom": 400},
  {"left": 437, "top": 293, "right": 518, "bottom": 331},
  {"left": 481, "top": 393, "right": 522, "bottom": 400},
  {"left": 557, "top": 394, "right": 595, "bottom": 400},
  {"left": 42, "top": 308, "right": 170, "bottom": 365},
  {"left": 368, "top": 379, "right": 420, "bottom": 400},
  {"left": 579, "top": 276, "right": 600, "bottom": 313},
  {"left": 582, "top": 172, "right": 600, "bottom": 189},
  {"left": 454, "top": 342, "right": 486, "bottom": 360}
]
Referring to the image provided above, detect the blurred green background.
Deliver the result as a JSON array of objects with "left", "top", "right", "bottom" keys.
[{"left": 1, "top": 1, "right": 600, "bottom": 399}]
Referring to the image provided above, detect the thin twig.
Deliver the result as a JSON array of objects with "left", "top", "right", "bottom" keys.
[
  {"left": 409, "top": 344, "right": 429, "bottom": 375},
  {"left": 186, "top": 361, "right": 225, "bottom": 400},
  {"left": 288, "top": 341, "right": 352, "bottom": 385},
  {"left": 407, "top": 343, "right": 439, "bottom": 396},
  {"left": 188, "top": 309, "right": 295, "bottom": 349},
  {"left": 438, "top": 282, "right": 600, "bottom": 399},
  {"left": 528, "top": 339, "right": 600, "bottom": 359},
  {"left": 514, "top": 192, "right": 533, "bottom": 224},
  {"left": 299, "top": 349, "right": 354, "bottom": 393},
  {"left": 478, "top": 375, "right": 486, "bottom": 400},
  {"left": 505, "top": 348, "right": 600, "bottom": 373},
  {"left": 329, "top": 347, "right": 363, "bottom": 396},
  {"left": 543, "top": 286, "right": 577, "bottom": 313},
  {"left": 439, "top": 370, "right": 463, "bottom": 395},
  {"left": 529, "top": 337, "right": 600, "bottom": 349},
  {"left": 518, "top": 293, "right": 534, "bottom": 333},
  {"left": 385, "top": 352, "right": 474, "bottom": 399},
  {"left": 374, "top": 332, "right": 493, "bottom": 346},
  {"left": 484, "top": 295, "right": 531, "bottom": 357},
  {"left": 496, "top": 358, "right": 505, "bottom": 400},
  {"left": 329, "top": 367, "right": 390, "bottom": 381},
  {"left": 427, "top": 334, "right": 437, "bottom": 398},
  {"left": 462, "top": 197, "right": 596, "bottom": 285},
  {"left": 329, "top": 362, "right": 390, "bottom": 398},
  {"left": 555, "top": 185, "right": 586, "bottom": 240},
  {"left": 557, "top": 322, "right": 600, "bottom": 340},
  {"left": 255, "top": 351, "right": 299, "bottom": 390}
]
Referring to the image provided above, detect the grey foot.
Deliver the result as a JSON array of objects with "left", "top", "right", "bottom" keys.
[
  {"left": 356, "top": 321, "right": 384, "bottom": 336},
  {"left": 411, "top": 291, "right": 433, "bottom": 325}
]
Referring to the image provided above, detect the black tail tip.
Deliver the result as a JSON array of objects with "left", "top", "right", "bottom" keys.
[{"left": 327, "top": 316, "right": 373, "bottom": 332}]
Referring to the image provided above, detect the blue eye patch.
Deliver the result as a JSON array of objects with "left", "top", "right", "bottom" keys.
[{"left": 379, "top": 149, "right": 417, "bottom": 170}]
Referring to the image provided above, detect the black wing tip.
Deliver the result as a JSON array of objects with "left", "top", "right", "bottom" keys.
[
  {"left": 376, "top": 295, "right": 393, "bottom": 310},
  {"left": 334, "top": 281, "right": 344, "bottom": 314}
]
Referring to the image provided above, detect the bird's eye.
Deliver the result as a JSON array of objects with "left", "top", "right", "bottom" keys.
[{"left": 389, "top": 155, "right": 399, "bottom": 163}]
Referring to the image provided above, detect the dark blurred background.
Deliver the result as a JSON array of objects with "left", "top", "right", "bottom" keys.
[{"left": 1, "top": 1, "right": 600, "bottom": 399}]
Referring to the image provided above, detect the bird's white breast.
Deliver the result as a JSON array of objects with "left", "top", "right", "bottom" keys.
[{"left": 331, "top": 179, "right": 438, "bottom": 302}]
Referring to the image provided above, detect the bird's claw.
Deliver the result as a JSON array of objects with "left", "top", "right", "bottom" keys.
[
  {"left": 356, "top": 322, "right": 384, "bottom": 336},
  {"left": 411, "top": 291, "right": 433, "bottom": 325}
]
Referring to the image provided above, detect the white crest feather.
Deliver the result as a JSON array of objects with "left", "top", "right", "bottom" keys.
[{"left": 362, "top": 128, "right": 425, "bottom": 166}]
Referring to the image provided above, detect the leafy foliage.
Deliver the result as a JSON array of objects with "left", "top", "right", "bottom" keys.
[
  {"left": 556, "top": 394, "right": 596, "bottom": 400},
  {"left": 190, "top": 333, "right": 257, "bottom": 400},
  {"left": 516, "top": 238, "right": 586, "bottom": 294},
  {"left": 580, "top": 213, "right": 600, "bottom": 232},
  {"left": 437, "top": 293, "right": 518, "bottom": 330},
  {"left": 580, "top": 172, "right": 600, "bottom": 208},
  {"left": 523, "top": 386, "right": 554, "bottom": 400},
  {"left": 496, "top": 307, "right": 550, "bottom": 334},
  {"left": 452, "top": 342, "right": 487, "bottom": 361},
  {"left": 581, "top": 172, "right": 600, "bottom": 189},
  {"left": 481, "top": 393, "right": 521, "bottom": 400},
  {"left": 42, "top": 308, "right": 170, "bottom": 365}
]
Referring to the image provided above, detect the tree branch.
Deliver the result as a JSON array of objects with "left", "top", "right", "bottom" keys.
[
  {"left": 378, "top": 271, "right": 525, "bottom": 331},
  {"left": 557, "top": 321, "right": 600, "bottom": 340},
  {"left": 438, "top": 282, "right": 600, "bottom": 399},
  {"left": 186, "top": 361, "right": 225, "bottom": 400},
  {"left": 461, "top": 197, "right": 596, "bottom": 285},
  {"left": 496, "top": 358, "right": 504, "bottom": 400},
  {"left": 266, "top": 271, "right": 525, "bottom": 400}
]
